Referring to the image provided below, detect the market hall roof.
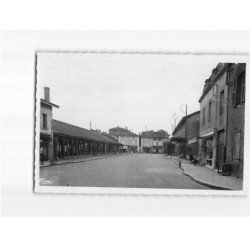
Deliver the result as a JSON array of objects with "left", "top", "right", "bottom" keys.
[
  {"left": 52, "top": 119, "right": 120, "bottom": 144},
  {"left": 109, "top": 126, "right": 139, "bottom": 137}
]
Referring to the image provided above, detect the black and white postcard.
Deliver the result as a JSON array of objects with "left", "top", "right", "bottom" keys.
[{"left": 34, "top": 52, "right": 248, "bottom": 195}]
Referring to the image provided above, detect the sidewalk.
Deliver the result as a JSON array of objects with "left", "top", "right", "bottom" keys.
[
  {"left": 170, "top": 156, "right": 243, "bottom": 190},
  {"left": 40, "top": 153, "right": 131, "bottom": 167}
]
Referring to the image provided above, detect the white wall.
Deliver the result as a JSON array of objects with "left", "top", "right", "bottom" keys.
[{"left": 40, "top": 104, "right": 52, "bottom": 135}]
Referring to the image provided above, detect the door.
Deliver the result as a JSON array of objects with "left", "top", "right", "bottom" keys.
[{"left": 217, "top": 131, "right": 225, "bottom": 171}]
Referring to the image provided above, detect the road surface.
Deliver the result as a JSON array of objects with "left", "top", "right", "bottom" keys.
[{"left": 40, "top": 153, "right": 207, "bottom": 189}]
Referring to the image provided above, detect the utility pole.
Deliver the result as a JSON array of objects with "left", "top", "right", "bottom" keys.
[
  {"left": 90, "top": 121, "right": 92, "bottom": 130},
  {"left": 172, "top": 113, "right": 177, "bottom": 130},
  {"left": 181, "top": 104, "right": 188, "bottom": 158},
  {"left": 185, "top": 105, "right": 187, "bottom": 157}
]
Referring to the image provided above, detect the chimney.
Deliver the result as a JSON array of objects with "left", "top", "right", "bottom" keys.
[{"left": 44, "top": 87, "right": 50, "bottom": 102}]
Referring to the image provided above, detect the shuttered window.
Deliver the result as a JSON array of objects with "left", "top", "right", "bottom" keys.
[
  {"left": 232, "top": 79, "right": 237, "bottom": 107},
  {"left": 234, "top": 71, "right": 246, "bottom": 107},
  {"left": 241, "top": 71, "right": 245, "bottom": 103}
]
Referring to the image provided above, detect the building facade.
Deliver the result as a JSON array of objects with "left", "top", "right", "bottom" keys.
[
  {"left": 140, "top": 130, "right": 169, "bottom": 153},
  {"left": 40, "top": 87, "right": 59, "bottom": 161},
  {"left": 198, "top": 63, "right": 246, "bottom": 178},
  {"left": 109, "top": 127, "right": 139, "bottom": 152},
  {"left": 171, "top": 111, "right": 200, "bottom": 157},
  {"left": 198, "top": 63, "right": 228, "bottom": 168}
]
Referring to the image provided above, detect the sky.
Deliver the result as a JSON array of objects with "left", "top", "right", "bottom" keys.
[{"left": 37, "top": 52, "right": 217, "bottom": 135}]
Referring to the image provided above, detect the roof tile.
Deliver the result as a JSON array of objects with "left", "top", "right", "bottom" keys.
[{"left": 52, "top": 120, "right": 120, "bottom": 144}]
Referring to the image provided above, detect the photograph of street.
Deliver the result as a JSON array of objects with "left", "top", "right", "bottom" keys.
[{"left": 36, "top": 52, "right": 246, "bottom": 191}]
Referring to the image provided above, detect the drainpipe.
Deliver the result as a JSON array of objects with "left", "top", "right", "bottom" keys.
[
  {"left": 213, "top": 81, "right": 218, "bottom": 170},
  {"left": 225, "top": 64, "right": 231, "bottom": 164}
]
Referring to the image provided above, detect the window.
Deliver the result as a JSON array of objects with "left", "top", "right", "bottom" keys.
[
  {"left": 233, "top": 131, "right": 241, "bottom": 160},
  {"left": 219, "top": 90, "right": 224, "bottom": 115},
  {"left": 233, "top": 71, "right": 245, "bottom": 106},
  {"left": 232, "top": 79, "right": 237, "bottom": 106},
  {"left": 42, "top": 114, "right": 47, "bottom": 129},
  {"left": 208, "top": 101, "right": 212, "bottom": 122},
  {"left": 202, "top": 108, "right": 205, "bottom": 125}
]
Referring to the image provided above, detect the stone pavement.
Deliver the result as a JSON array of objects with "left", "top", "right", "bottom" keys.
[
  {"left": 40, "top": 153, "right": 130, "bottom": 167},
  {"left": 170, "top": 156, "right": 243, "bottom": 190}
]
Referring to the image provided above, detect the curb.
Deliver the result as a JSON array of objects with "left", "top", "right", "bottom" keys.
[
  {"left": 171, "top": 158, "right": 233, "bottom": 190},
  {"left": 40, "top": 153, "right": 131, "bottom": 167}
]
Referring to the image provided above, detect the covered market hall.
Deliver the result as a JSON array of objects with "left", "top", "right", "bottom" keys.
[{"left": 52, "top": 119, "right": 121, "bottom": 160}]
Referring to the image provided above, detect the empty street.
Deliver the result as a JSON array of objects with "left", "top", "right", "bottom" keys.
[{"left": 40, "top": 154, "right": 207, "bottom": 189}]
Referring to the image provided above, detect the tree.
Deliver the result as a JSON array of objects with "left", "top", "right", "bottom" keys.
[{"left": 157, "top": 129, "right": 170, "bottom": 138}]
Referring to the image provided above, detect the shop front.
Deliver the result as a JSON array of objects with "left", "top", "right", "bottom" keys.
[
  {"left": 199, "top": 132, "right": 214, "bottom": 168},
  {"left": 187, "top": 138, "right": 199, "bottom": 157}
]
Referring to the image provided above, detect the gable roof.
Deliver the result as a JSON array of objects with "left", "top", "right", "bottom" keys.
[
  {"left": 41, "top": 99, "right": 59, "bottom": 108},
  {"left": 52, "top": 119, "right": 120, "bottom": 144},
  {"left": 109, "top": 127, "right": 138, "bottom": 137},
  {"left": 198, "top": 63, "right": 228, "bottom": 103},
  {"left": 172, "top": 111, "right": 200, "bottom": 136},
  {"left": 140, "top": 130, "right": 168, "bottom": 138}
]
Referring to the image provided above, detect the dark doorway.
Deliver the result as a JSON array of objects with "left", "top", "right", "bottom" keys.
[
  {"left": 217, "top": 130, "right": 225, "bottom": 171},
  {"left": 40, "top": 137, "right": 49, "bottom": 161}
]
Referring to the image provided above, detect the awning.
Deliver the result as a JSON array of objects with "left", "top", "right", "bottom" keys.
[{"left": 188, "top": 137, "right": 198, "bottom": 144}]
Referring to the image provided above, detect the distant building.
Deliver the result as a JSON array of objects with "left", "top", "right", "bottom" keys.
[
  {"left": 140, "top": 130, "right": 169, "bottom": 153},
  {"left": 40, "top": 87, "right": 59, "bottom": 161},
  {"left": 109, "top": 127, "right": 139, "bottom": 152},
  {"left": 171, "top": 111, "right": 200, "bottom": 157}
]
